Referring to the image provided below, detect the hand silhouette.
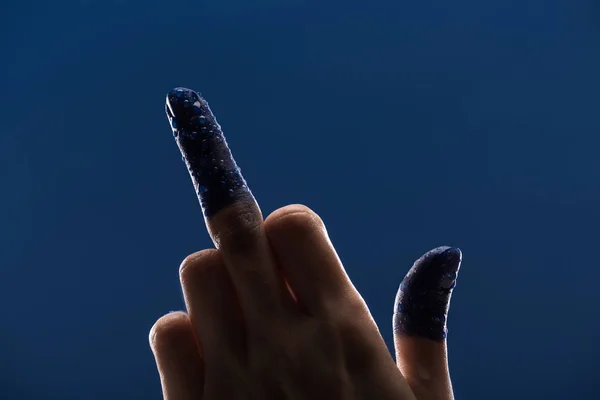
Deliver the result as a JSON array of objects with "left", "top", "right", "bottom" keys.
[{"left": 149, "top": 87, "right": 462, "bottom": 400}]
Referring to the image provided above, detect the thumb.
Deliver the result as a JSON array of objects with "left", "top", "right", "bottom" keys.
[{"left": 393, "top": 246, "right": 462, "bottom": 400}]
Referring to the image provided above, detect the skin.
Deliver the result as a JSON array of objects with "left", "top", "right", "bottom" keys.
[{"left": 149, "top": 88, "right": 461, "bottom": 400}]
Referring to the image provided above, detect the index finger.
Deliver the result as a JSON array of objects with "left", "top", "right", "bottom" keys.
[{"left": 165, "top": 87, "right": 292, "bottom": 321}]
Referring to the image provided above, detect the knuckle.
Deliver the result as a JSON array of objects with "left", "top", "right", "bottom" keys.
[
  {"left": 266, "top": 205, "right": 326, "bottom": 237},
  {"left": 331, "top": 295, "right": 371, "bottom": 330},
  {"left": 179, "top": 249, "right": 221, "bottom": 282},
  {"left": 149, "top": 311, "right": 190, "bottom": 349},
  {"left": 212, "top": 202, "right": 264, "bottom": 251}
]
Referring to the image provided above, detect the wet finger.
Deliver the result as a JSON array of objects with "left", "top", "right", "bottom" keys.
[
  {"left": 393, "top": 246, "right": 462, "bottom": 400},
  {"left": 165, "top": 87, "right": 294, "bottom": 327}
]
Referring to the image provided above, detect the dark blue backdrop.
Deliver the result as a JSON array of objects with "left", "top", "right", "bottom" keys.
[{"left": 2, "top": 1, "right": 599, "bottom": 399}]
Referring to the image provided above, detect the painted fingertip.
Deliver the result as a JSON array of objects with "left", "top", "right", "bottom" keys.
[
  {"left": 165, "top": 87, "right": 253, "bottom": 218},
  {"left": 393, "top": 246, "right": 463, "bottom": 341}
]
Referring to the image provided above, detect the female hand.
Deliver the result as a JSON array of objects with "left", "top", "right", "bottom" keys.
[{"left": 149, "top": 87, "right": 462, "bottom": 400}]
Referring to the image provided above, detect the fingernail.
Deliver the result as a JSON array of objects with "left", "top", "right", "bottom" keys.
[
  {"left": 165, "top": 87, "right": 252, "bottom": 218},
  {"left": 393, "top": 246, "right": 463, "bottom": 341}
]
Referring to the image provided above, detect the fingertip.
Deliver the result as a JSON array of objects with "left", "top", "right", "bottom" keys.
[
  {"left": 179, "top": 249, "right": 222, "bottom": 284},
  {"left": 421, "top": 246, "right": 461, "bottom": 264},
  {"left": 264, "top": 204, "right": 326, "bottom": 237},
  {"left": 410, "top": 246, "right": 463, "bottom": 288},
  {"left": 149, "top": 311, "right": 192, "bottom": 350},
  {"left": 443, "top": 246, "right": 462, "bottom": 265},
  {"left": 393, "top": 245, "right": 463, "bottom": 341},
  {"left": 165, "top": 86, "right": 201, "bottom": 108}
]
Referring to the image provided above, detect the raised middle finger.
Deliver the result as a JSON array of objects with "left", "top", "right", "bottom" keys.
[{"left": 165, "top": 87, "right": 295, "bottom": 329}]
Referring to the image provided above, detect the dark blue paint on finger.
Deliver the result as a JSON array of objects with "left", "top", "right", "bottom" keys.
[
  {"left": 393, "top": 246, "right": 462, "bottom": 341},
  {"left": 165, "top": 87, "right": 253, "bottom": 218}
]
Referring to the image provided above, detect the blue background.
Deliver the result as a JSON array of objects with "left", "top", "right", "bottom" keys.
[{"left": 2, "top": 1, "right": 599, "bottom": 399}]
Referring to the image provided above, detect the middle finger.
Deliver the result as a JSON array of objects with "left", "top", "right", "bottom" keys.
[{"left": 165, "top": 87, "right": 295, "bottom": 329}]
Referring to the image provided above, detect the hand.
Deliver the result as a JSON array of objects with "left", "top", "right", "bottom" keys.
[{"left": 149, "top": 87, "right": 462, "bottom": 400}]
